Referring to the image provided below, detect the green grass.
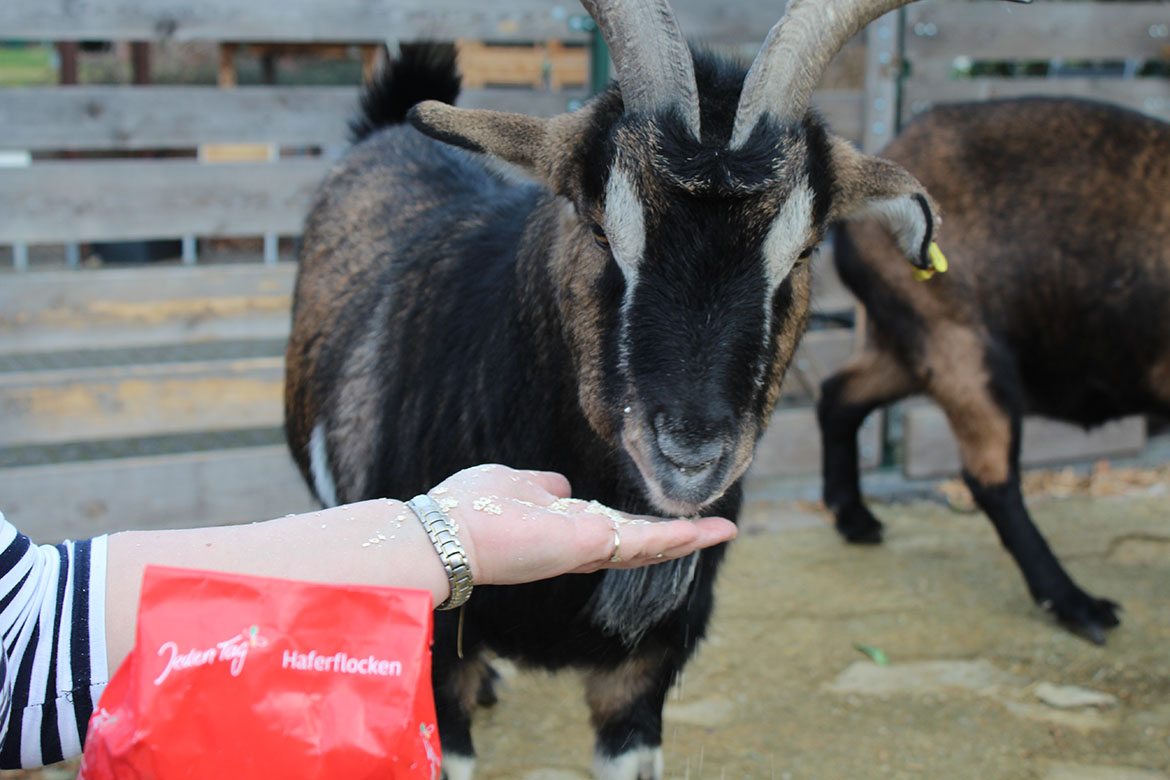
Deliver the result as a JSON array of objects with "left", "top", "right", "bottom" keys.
[{"left": 0, "top": 44, "right": 57, "bottom": 85}]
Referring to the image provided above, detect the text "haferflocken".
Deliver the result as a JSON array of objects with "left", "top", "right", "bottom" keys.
[{"left": 282, "top": 650, "right": 403, "bottom": 676}]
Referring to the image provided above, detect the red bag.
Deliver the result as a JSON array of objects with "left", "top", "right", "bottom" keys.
[{"left": 79, "top": 566, "right": 441, "bottom": 780}]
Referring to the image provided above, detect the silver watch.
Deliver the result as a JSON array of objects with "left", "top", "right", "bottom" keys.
[{"left": 406, "top": 494, "right": 474, "bottom": 610}]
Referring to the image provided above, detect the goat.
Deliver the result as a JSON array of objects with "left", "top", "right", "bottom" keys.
[
  {"left": 284, "top": 1, "right": 1005, "bottom": 776},
  {"left": 819, "top": 96, "right": 1170, "bottom": 645}
]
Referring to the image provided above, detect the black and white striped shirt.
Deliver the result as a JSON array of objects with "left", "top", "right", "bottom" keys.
[{"left": 0, "top": 511, "right": 108, "bottom": 768}]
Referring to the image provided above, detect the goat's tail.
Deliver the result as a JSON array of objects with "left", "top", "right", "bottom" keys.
[{"left": 348, "top": 43, "right": 461, "bottom": 143}]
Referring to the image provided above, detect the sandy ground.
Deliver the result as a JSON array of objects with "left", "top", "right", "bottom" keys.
[
  {"left": 466, "top": 488, "right": 1170, "bottom": 780},
  {"left": 4, "top": 484, "right": 1168, "bottom": 780}
]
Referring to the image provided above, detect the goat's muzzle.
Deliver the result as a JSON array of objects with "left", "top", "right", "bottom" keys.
[{"left": 621, "top": 403, "right": 742, "bottom": 515}]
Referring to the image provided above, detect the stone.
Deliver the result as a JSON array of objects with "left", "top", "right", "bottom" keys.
[
  {"left": 1000, "top": 700, "right": 1119, "bottom": 732},
  {"left": 663, "top": 697, "right": 735, "bottom": 727},
  {"left": 824, "top": 659, "right": 1020, "bottom": 696},
  {"left": 1106, "top": 536, "right": 1170, "bottom": 566},
  {"left": 1040, "top": 762, "right": 1168, "bottom": 780},
  {"left": 1033, "top": 682, "right": 1119, "bottom": 710}
]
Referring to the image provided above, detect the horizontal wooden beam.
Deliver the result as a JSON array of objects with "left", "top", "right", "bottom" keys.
[
  {"left": 0, "top": 264, "right": 296, "bottom": 354},
  {"left": 0, "top": 158, "right": 329, "bottom": 243},
  {"left": 902, "top": 403, "right": 1147, "bottom": 480},
  {"left": 0, "top": 446, "right": 318, "bottom": 543},
  {"left": 750, "top": 404, "right": 882, "bottom": 480},
  {"left": 0, "top": 358, "right": 285, "bottom": 446},
  {"left": 777, "top": 329, "right": 858, "bottom": 403},
  {"left": 904, "top": 2, "right": 1170, "bottom": 62},
  {"left": 1, "top": 0, "right": 591, "bottom": 43},
  {"left": 903, "top": 78, "right": 1170, "bottom": 125},
  {"left": 0, "top": 0, "right": 799, "bottom": 44},
  {"left": 0, "top": 85, "right": 590, "bottom": 151}
]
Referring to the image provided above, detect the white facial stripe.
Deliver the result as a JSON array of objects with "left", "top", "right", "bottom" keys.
[
  {"left": 606, "top": 163, "right": 646, "bottom": 374},
  {"left": 604, "top": 163, "right": 645, "bottom": 280},
  {"left": 754, "top": 183, "right": 815, "bottom": 389},
  {"left": 762, "top": 183, "right": 815, "bottom": 287},
  {"left": 856, "top": 196, "right": 928, "bottom": 260}
]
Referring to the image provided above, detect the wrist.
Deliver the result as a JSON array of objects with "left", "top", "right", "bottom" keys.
[{"left": 405, "top": 494, "right": 474, "bottom": 610}]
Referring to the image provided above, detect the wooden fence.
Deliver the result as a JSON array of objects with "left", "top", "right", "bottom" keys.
[{"left": 0, "top": 0, "right": 1166, "bottom": 539}]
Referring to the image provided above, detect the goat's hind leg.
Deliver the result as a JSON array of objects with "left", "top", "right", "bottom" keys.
[
  {"left": 929, "top": 332, "right": 1120, "bottom": 643},
  {"left": 817, "top": 347, "right": 917, "bottom": 543},
  {"left": 585, "top": 654, "right": 679, "bottom": 780}
]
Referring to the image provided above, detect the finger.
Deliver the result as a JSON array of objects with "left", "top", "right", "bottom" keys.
[
  {"left": 517, "top": 469, "right": 572, "bottom": 499},
  {"left": 611, "top": 517, "right": 736, "bottom": 565}
]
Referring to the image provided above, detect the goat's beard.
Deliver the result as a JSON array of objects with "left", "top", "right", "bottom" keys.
[{"left": 586, "top": 553, "right": 701, "bottom": 647}]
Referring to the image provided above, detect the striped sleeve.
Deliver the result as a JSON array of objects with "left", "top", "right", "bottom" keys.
[{"left": 0, "top": 511, "right": 109, "bottom": 768}]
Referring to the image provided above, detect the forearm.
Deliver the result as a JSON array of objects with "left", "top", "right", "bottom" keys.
[{"left": 104, "top": 499, "right": 450, "bottom": 674}]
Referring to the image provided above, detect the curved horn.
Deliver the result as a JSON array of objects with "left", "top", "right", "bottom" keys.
[
  {"left": 579, "top": 0, "right": 701, "bottom": 138},
  {"left": 731, "top": 0, "right": 917, "bottom": 148}
]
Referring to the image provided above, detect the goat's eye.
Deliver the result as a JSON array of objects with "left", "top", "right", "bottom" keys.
[
  {"left": 797, "top": 244, "right": 817, "bottom": 262},
  {"left": 591, "top": 224, "right": 610, "bottom": 249}
]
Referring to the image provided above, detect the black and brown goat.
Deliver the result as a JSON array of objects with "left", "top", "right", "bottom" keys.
[
  {"left": 283, "top": 1, "right": 1004, "bottom": 776},
  {"left": 820, "top": 96, "right": 1170, "bottom": 644}
]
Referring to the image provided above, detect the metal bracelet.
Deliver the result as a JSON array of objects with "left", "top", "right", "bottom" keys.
[{"left": 406, "top": 493, "right": 474, "bottom": 610}]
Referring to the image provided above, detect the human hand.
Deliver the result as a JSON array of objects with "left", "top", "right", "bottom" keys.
[{"left": 427, "top": 464, "right": 737, "bottom": 587}]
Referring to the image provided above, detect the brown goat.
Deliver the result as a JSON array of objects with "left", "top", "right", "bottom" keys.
[{"left": 819, "top": 96, "right": 1170, "bottom": 644}]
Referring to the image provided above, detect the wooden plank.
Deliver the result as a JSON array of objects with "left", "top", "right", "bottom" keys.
[
  {"left": 0, "top": 85, "right": 588, "bottom": 151},
  {"left": 902, "top": 403, "right": 1147, "bottom": 480},
  {"left": 0, "top": 0, "right": 799, "bottom": 46},
  {"left": 810, "top": 243, "right": 858, "bottom": 316},
  {"left": 0, "top": 358, "right": 285, "bottom": 446},
  {"left": 0, "top": 446, "right": 318, "bottom": 543},
  {"left": 0, "top": 158, "right": 329, "bottom": 244},
  {"left": 0, "top": 0, "right": 592, "bottom": 43},
  {"left": 903, "top": 78, "right": 1170, "bottom": 125},
  {"left": 749, "top": 404, "right": 883, "bottom": 480},
  {"left": 777, "top": 329, "right": 858, "bottom": 402},
  {"left": 904, "top": 2, "right": 1170, "bottom": 64},
  {"left": 456, "top": 39, "right": 588, "bottom": 90},
  {"left": 0, "top": 264, "right": 295, "bottom": 354},
  {"left": 862, "top": 9, "right": 901, "bottom": 154}
]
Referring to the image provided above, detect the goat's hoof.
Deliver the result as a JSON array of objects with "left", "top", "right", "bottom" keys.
[
  {"left": 834, "top": 504, "right": 884, "bottom": 544},
  {"left": 1045, "top": 592, "right": 1122, "bottom": 645}
]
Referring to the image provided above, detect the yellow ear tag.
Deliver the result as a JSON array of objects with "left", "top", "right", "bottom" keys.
[
  {"left": 929, "top": 242, "right": 948, "bottom": 273},
  {"left": 913, "top": 242, "right": 948, "bottom": 282}
]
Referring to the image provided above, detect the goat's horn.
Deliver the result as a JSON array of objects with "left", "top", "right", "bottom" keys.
[
  {"left": 730, "top": 0, "right": 1029, "bottom": 148},
  {"left": 579, "top": 0, "right": 701, "bottom": 139}
]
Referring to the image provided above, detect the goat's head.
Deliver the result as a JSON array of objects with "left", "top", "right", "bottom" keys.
[{"left": 408, "top": 0, "right": 997, "bottom": 515}]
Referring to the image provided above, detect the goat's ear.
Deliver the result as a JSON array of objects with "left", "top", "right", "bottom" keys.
[
  {"left": 828, "top": 135, "right": 940, "bottom": 271},
  {"left": 409, "top": 101, "right": 551, "bottom": 177}
]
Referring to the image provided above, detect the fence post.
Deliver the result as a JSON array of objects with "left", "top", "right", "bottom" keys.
[{"left": 862, "top": 9, "right": 904, "bottom": 154}]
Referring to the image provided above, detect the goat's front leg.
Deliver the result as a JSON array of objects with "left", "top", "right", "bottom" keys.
[
  {"left": 818, "top": 348, "right": 916, "bottom": 543},
  {"left": 931, "top": 335, "right": 1121, "bottom": 643},
  {"left": 585, "top": 651, "right": 680, "bottom": 780}
]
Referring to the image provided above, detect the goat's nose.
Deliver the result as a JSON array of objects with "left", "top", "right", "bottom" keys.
[{"left": 652, "top": 412, "right": 729, "bottom": 472}]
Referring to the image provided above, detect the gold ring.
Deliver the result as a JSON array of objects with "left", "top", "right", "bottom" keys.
[{"left": 609, "top": 529, "right": 622, "bottom": 563}]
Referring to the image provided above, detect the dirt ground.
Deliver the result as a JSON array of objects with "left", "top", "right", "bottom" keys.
[
  {"left": 4, "top": 475, "right": 1168, "bottom": 780},
  {"left": 467, "top": 480, "right": 1170, "bottom": 780}
]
